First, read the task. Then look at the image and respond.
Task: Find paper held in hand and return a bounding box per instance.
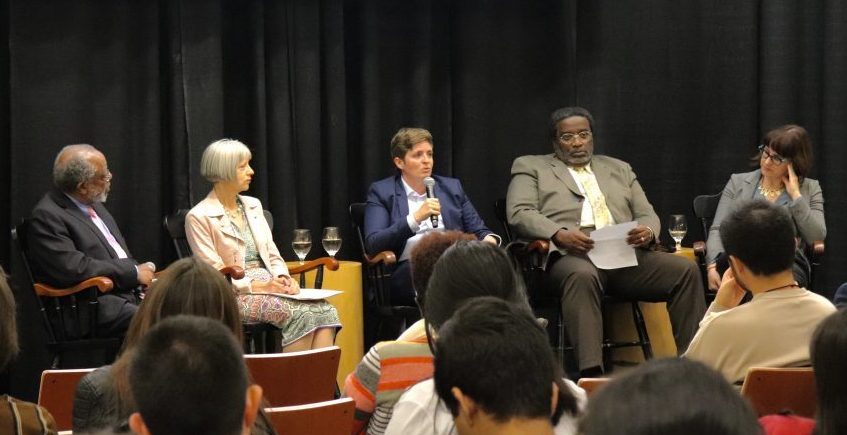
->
[252,288,343,300]
[586,221,639,270]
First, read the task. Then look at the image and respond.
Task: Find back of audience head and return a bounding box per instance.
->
[123,256,243,350]
[579,358,760,435]
[128,315,261,435]
[420,240,526,331]
[113,256,243,409]
[433,297,557,434]
[0,267,20,371]
[719,200,795,277]
[410,231,476,298]
[811,308,847,435]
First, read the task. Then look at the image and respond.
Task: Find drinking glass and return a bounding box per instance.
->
[292,229,311,264]
[668,214,687,251]
[322,227,342,258]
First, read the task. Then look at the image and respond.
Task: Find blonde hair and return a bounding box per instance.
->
[200,139,252,182]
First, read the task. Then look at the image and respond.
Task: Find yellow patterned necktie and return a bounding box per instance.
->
[574,166,613,229]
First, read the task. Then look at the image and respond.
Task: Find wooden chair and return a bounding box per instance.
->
[348,203,419,345]
[576,377,610,397]
[494,199,652,373]
[692,192,825,295]
[244,346,341,407]
[11,220,122,368]
[38,368,95,431]
[740,367,816,418]
[163,209,338,353]
[265,398,355,435]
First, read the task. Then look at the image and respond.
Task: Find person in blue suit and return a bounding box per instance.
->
[364,128,499,312]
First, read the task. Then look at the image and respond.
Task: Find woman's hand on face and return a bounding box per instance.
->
[783,163,802,200]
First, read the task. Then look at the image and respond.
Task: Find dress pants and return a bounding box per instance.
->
[547,248,705,370]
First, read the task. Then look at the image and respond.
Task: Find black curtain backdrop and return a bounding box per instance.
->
[1,0,845,399]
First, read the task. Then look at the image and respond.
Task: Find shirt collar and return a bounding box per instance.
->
[401,177,426,198]
[65,193,94,214]
[567,162,594,174]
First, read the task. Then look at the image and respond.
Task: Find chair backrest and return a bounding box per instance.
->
[265,398,355,435]
[163,209,192,259]
[12,219,112,346]
[740,367,816,418]
[692,192,722,241]
[493,198,514,243]
[244,346,341,407]
[348,203,368,258]
[576,377,610,397]
[38,368,96,431]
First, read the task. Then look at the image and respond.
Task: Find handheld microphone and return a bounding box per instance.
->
[423,176,438,228]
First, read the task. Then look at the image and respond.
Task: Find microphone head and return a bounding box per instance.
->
[423,177,435,188]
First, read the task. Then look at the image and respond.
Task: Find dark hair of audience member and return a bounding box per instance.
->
[434,297,558,424]
[0,267,20,371]
[422,241,579,419]
[112,256,244,408]
[130,315,248,435]
[719,200,796,276]
[810,309,847,435]
[409,231,476,297]
[579,358,760,435]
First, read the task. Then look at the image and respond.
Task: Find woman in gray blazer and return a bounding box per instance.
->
[706,125,825,291]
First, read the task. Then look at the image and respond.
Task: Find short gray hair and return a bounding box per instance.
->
[53,144,99,193]
[200,139,252,183]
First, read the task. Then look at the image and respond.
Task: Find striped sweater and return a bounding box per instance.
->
[344,320,433,435]
[1,395,57,435]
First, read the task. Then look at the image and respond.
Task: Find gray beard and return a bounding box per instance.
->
[95,191,109,203]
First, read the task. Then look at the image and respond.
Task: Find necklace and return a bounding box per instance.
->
[763,282,799,293]
[225,202,244,220]
[758,183,784,198]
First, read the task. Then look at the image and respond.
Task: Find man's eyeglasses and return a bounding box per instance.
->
[758,145,787,166]
[558,130,593,144]
[96,171,113,183]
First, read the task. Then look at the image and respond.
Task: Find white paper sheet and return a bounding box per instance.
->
[250,288,343,300]
[586,221,639,270]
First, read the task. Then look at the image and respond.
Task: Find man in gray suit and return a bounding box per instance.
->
[506,106,705,376]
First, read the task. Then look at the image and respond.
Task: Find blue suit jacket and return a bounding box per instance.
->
[364,174,493,258]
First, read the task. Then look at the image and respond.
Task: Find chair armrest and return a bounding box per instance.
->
[364,251,397,267]
[810,240,824,260]
[33,277,114,298]
[289,257,340,275]
[526,240,550,255]
[220,265,246,280]
[693,241,706,259]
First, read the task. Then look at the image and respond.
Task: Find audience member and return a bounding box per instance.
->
[127,315,262,435]
[384,243,584,435]
[344,231,475,434]
[832,283,847,308]
[431,297,576,435]
[580,358,760,435]
[0,267,59,434]
[684,201,835,383]
[506,106,704,376]
[72,257,272,435]
[760,308,847,435]
[705,124,824,291]
[186,138,339,352]
[363,127,499,337]
[28,144,155,338]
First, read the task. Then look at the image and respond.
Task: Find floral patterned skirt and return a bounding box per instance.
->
[240,267,341,347]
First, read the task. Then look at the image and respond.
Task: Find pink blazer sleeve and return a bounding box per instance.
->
[184,211,254,293]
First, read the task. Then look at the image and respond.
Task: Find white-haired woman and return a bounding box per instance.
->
[185,139,340,352]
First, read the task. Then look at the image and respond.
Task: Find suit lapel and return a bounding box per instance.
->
[741,170,761,199]
[393,175,410,223]
[51,191,119,259]
[200,192,244,242]
[549,156,582,196]
[92,203,131,256]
